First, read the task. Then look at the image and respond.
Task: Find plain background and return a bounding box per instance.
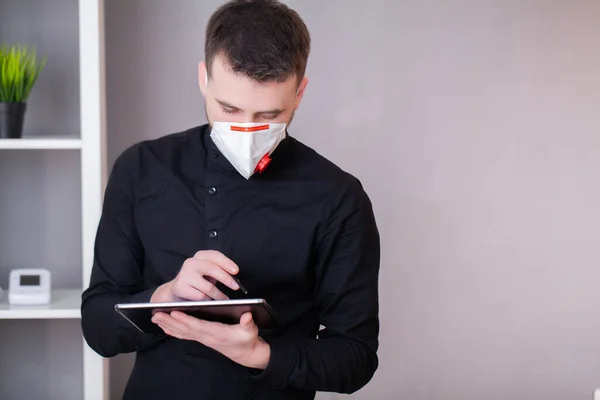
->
[103,0,600,399]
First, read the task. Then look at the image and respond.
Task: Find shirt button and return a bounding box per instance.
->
[209,230,218,238]
[208,187,217,195]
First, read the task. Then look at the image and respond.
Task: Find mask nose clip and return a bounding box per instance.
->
[210,121,286,179]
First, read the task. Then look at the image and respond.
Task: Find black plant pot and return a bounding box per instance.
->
[0,102,27,139]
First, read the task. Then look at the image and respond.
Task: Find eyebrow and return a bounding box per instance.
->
[216,99,285,115]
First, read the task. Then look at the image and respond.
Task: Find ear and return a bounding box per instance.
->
[294,76,309,110]
[198,61,208,97]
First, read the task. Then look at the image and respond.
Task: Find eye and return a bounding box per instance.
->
[222,107,237,114]
[260,113,280,120]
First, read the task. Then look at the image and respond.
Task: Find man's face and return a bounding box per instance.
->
[199,54,308,127]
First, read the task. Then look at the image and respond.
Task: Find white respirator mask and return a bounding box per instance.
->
[205,75,287,179]
[210,121,286,179]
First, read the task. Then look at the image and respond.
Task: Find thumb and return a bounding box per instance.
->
[240,312,254,328]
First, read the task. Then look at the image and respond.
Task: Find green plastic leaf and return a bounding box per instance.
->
[0,44,46,102]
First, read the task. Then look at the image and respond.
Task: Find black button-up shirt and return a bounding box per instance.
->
[81,124,381,400]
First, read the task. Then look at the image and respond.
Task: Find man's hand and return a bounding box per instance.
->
[151,250,240,302]
[151,311,271,370]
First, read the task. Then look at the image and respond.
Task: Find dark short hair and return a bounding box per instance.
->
[205,0,311,85]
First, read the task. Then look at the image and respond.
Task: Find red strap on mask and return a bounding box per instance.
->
[255,153,272,174]
[230,124,270,132]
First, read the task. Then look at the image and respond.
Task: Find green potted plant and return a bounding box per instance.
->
[0,44,46,139]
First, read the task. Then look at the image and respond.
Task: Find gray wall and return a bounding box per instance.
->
[104,1,600,399]
[0,320,83,400]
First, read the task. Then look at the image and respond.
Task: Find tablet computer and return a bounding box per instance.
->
[114,298,279,335]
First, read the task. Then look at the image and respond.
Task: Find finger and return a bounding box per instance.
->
[169,311,222,345]
[240,312,254,328]
[151,312,170,327]
[190,273,230,301]
[152,311,168,320]
[172,282,212,301]
[160,325,183,339]
[153,314,191,338]
[170,311,224,340]
[195,250,239,275]
[186,258,240,292]
[195,260,240,292]
[206,276,217,285]
[159,322,188,340]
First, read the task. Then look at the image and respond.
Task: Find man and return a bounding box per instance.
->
[81,1,380,399]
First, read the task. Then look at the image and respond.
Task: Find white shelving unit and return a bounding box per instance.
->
[0,289,82,319]
[0,0,108,399]
[0,138,82,150]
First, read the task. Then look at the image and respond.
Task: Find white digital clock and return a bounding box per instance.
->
[9,269,51,305]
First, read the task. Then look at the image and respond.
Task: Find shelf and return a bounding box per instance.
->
[0,289,82,319]
[0,138,82,150]
[0,0,106,398]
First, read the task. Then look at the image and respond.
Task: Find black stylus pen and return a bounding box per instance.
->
[232,276,249,295]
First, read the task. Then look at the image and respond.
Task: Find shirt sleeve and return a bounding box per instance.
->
[81,146,166,358]
[251,176,381,394]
